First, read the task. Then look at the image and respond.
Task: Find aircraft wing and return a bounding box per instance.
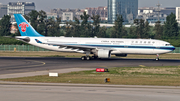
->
[51,43,97,51]
[46,43,114,51]
[37,40,115,51]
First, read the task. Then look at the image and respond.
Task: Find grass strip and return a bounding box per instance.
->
[1,66,180,86]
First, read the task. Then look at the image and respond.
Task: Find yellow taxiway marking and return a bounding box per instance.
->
[0,60,46,76]
[139,65,146,67]
[6,60,46,68]
[21,60,46,68]
[0,60,46,70]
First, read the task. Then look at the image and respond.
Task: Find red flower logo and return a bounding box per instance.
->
[19,22,29,32]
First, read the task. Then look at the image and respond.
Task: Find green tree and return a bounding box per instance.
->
[98,27,107,38]
[80,12,92,37]
[0,15,11,36]
[37,10,47,35]
[91,15,101,37]
[37,10,61,36]
[55,17,62,36]
[128,26,137,38]
[65,21,72,37]
[134,19,150,38]
[70,17,81,37]
[24,15,30,22]
[106,27,113,38]
[143,21,150,38]
[121,27,128,38]
[28,10,39,30]
[46,18,61,36]
[154,21,163,39]
[112,15,124,38]
[164,13,179,38]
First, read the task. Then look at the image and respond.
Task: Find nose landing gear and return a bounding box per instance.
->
[156,54,159,61]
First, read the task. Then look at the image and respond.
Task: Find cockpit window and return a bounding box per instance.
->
[166,44,172,46]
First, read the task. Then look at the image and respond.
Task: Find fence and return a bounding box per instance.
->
[0,45,179,53]
[0,45,50,51]
[171,47,180,53]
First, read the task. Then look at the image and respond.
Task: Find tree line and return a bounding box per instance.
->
[0,10,180,46]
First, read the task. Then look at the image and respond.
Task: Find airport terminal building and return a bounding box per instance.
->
[108,0,138,24]
[176,7,180,24]
[7,2,35,22]
[0,3,7,19]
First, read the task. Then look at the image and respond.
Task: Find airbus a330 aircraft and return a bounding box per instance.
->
[14,14,175,60]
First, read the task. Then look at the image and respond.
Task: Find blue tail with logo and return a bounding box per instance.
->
[14,14,44,37]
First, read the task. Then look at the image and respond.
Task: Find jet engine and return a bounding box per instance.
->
[98,50,111,58]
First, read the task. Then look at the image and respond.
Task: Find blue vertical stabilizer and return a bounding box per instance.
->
[14,14,44,37]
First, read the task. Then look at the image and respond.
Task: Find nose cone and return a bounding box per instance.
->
[171,46,175,51]
[173,46,175,50]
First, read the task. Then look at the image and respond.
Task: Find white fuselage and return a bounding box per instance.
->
[26,37,175,55]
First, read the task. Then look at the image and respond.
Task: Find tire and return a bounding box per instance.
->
[156,58,159,61]
[81,56,86,60]
[86,56,90,60]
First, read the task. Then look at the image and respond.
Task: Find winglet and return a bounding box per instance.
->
[14,14,44,37]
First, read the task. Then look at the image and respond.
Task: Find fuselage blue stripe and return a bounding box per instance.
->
[57,44,175,51]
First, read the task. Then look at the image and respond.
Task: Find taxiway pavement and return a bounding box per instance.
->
[0,82,180,101]
[0,57,180,75]
[0,57,180,101]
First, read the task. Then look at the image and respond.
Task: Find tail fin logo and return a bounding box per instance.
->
[19,22,29,32]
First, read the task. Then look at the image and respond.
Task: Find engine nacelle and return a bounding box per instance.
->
[115,54,128,57]
[98,50,111,58]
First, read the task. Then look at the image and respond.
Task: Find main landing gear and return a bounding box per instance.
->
[81,56,91,60]
[81,51,98,60]
[81,51,91,60]
[156,54,160,61]
[81,55,98,60]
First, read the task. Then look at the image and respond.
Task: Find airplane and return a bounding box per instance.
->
[14,14,175,61]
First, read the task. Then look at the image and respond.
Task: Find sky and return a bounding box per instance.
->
[0,0,180,12]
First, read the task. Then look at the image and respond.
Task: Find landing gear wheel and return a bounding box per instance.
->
[86,56,91,60]
[81,56,86,60]
[156,58,159,61]
[156,54,160,61]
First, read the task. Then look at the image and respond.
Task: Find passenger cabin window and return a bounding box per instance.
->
[148,41,151,44]
[140,41,142,43]
[144,41,146,43]
[152,42,155,44]
[136,41,138,43]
